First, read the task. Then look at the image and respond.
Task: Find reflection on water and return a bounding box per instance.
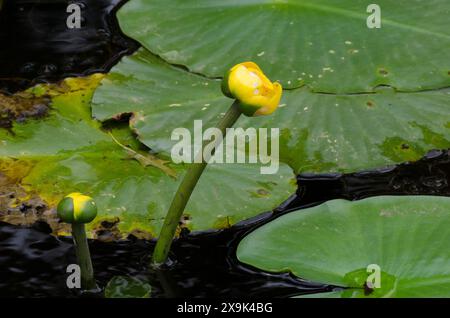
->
[0,0,138,93]
[0,220,331,298]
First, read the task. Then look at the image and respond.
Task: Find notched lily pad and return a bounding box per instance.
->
[93,48,450,174]
[237,196,450,297]
[117,0,450,92]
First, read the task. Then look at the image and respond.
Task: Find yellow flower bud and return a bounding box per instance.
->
[57,192,98,224]
[222,62,282,117]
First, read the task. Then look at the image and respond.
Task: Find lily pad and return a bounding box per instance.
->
[92,49,450,174]
[104,276,152,298]
[117,0,450,92]
[237,196,450,297]
[0,76,296,237]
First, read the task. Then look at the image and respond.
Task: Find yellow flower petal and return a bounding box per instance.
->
[222,62,282,117]
[254,82,282,116]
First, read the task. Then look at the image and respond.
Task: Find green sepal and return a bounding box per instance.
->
[57,196,98,224]
[238,102,259,117]
[57,197,75,223]
[75,199,98,224]
[221,69,233,98]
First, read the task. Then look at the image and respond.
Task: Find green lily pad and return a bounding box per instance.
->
[117,0,450,92]
[104,276,152,298]
[0,76,295,237]
[237,196,450,297]
[92,49,450,174]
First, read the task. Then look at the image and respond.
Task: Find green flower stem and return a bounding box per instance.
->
[153,100,242,265]
[72,223,97,290]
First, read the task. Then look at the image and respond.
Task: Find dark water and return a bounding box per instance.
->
[283,149,450,210]
[0,0,138,94]
[1,150,449,298]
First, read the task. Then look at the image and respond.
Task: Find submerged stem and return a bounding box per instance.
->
[152,100,242,265]
[72,223,97,290]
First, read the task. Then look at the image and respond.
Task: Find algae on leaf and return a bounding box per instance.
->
[92,49,450,174]
[0,76,295,237]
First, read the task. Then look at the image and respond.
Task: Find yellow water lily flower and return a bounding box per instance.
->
[222,62,282,117]
[57,192,98,224]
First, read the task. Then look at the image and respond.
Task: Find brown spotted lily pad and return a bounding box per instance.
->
[0,75,295,238]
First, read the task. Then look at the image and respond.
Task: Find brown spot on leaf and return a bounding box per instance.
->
[128,229,155,241]
[100,219,118,229]
[92,217,121,242]
[0,91,50,128]
[248,188,271,198]
[0,159,68,234]
[378,68,389,76]
[179,214,191,227]
[366,101,374,107]
[364,281,375,296]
